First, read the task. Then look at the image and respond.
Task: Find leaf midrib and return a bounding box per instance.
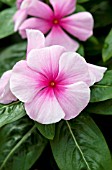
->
[93,84,112,88]
[66,121,91,170]
[0,124,36,170]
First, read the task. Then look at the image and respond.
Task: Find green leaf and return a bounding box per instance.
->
[102,29,112,62]
[0,0,16,6]
[77,0,90,3]
[90,70,112,102]
[75,4,86,13]
[84,36,102,56]
[0,42,26,76]
[87,99,112,115]
[76,44,85,56]
[0,101,26,128]
[51,114,112,170]
[36,123,55,140]
[90,1,112,28]
[0,8,16,39]
[0,117,47,170]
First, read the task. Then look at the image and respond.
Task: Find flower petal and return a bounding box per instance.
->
[61,12,94,41]
[26,29,45,54]
[57,52,90,85]
[16,0,23,9]
[55,82,90,120]
[50,0,76,17]
[10,60,46,103]
[20,0,31,9]
[25,88,65,124]
[19,18,51,38]
[28,0,53,19]
[87,63,107,86]
[27,45,66,79]
[13,9,27,31]
[45,26,79,51]
[0,70,17,104]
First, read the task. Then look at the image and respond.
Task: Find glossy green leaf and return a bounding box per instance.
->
[84,36,102,56]
[0,101,26,128]
[77,0,90,3]
[87,99,112,115]
[75,4,86,13]
[102,29,112,62]
[0,8,16,39]
[36,123,55,140]
[0,42,26,76]
[0,0,16,6]
[51,114,112,170]
[90,70,112,102]
[0,117,47,170]
[77,44,85,56]
[88,1,112,28]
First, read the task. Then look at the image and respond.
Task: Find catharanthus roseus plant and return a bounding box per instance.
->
[9,30,106,124]
[14,0,94,51]
[0,0,112,169]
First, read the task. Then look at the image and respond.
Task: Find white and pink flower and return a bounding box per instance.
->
[8,30,106,124]
[14,0,32,32]
[0,70,17,104]
[14,0,94,51]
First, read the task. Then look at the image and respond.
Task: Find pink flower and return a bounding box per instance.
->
[0,70,17,104]
[14,0,94,51]
[10,30,106,124]
[14,0,43,32]
[14,0,32,31]
[16,0,23,9]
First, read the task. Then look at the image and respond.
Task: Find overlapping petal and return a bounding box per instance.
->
[25,88,65,124]
[45,26,79,51]
[10,60,47,103]
[50,0,76,17]
[19,18,51,38]
[14,0,32,31]
[20,0,31,9]
[61,12,94,41]
[17,0,23,8]
[0,70,17,104]
[56,52,90,85]
[28,0,53,19]
[87,63,107,86]
[13,9,27,31]
[55,82,90,120]
[26,29,45,54]
[27,46,66,79]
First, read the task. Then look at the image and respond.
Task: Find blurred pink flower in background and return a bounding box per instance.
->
[9,30,106,124]
[14,0,31,32]
[14,0,94,51]
[0,70,17,104]
[16,0,23,8]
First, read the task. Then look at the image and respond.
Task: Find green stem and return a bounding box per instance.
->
[66,121,91,170]
[0,124,36,170]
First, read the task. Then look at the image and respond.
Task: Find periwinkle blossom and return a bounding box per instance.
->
[9,30,106,124]
[0,70,17,104]
[14,0,32,31]
[14,0,94,51]
[14,0,43,32]
[16,0,23,8]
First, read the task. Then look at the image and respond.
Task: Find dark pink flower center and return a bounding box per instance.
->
[53,18,60,25]
[49,81,56,87]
